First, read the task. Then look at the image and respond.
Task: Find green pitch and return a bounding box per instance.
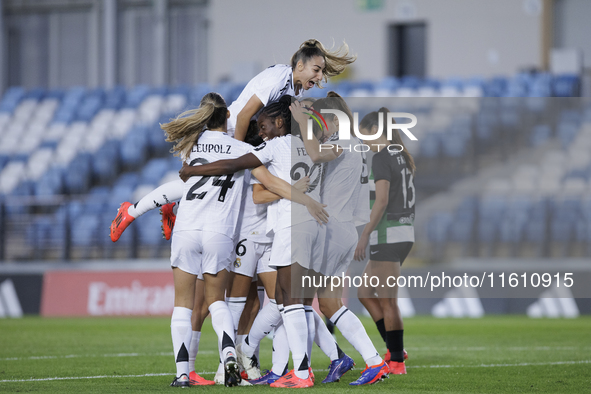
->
[0,316,589,393]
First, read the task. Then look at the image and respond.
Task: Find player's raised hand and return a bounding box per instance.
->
[289,100,311,127]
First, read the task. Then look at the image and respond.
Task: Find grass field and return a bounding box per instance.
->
[1,316,590,393]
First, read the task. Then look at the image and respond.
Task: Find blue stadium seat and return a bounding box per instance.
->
[92,140,121,184]
[140,158,170,185]
[484,76,508,97]
[450,196,477,243]
[0,87,25,113]
[64,153,92,194]
[120,126,149,169]
[557,121,579,148]
[71,213,100,246]
[419,133,440,158]
[189,83,214,107]
[477,195,507,243]
[34,167,64,196]
[136,211,166,247]
[427,212,453,243]
[104,86,126,109]
[83,186,111,214]
[380,76,400,91]
[552,74,580,97]
[550,198,580,242]
[441,132,468,158]
[124,85,151,108]
[530,124,551,147]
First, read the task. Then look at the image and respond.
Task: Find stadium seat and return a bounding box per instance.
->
[530,124,551,147]
[427,212,453,243]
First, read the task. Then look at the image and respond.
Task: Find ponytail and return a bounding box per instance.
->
[162,92,227,160]
[360,108,416,175]
[291,39,357,88]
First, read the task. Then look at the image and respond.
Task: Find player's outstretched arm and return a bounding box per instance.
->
[252,175,309,204]
[251,165,328,224]
[234,95,264,142]
[179,153,262,181]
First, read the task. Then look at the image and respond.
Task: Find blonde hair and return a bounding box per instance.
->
[161,92,227,160]
[291,39,357,88]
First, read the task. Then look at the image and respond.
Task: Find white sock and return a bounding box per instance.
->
[171,307,192,377]
[236,334,246,349]
[227,296,247,336]
[209,300,236,362]
[272,320,289,376]
[242,299,280,358]
[128,179,184,218]
[304,306,315,366]
[188,331,201,372]
[312,309,339,361]
[257,286,265,309]
[282,304,309,379]
[330,306,381,366]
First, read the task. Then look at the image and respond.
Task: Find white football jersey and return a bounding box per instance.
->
[322,134,370,226]
[238,170,273,243]
[174,130,252,237]
[227,64,302,137]
[251,134,323,232]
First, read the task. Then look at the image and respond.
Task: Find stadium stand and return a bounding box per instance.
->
[0,73,587,260]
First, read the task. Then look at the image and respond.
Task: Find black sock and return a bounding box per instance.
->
[375,319,387,344]
[386,330,404,362]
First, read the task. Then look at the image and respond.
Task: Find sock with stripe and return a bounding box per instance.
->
[242,299,280,358]
[282,304,309,379]
[209,300,237,362]
[271,320,290,376]
[304,306,316,367]
[331,306,382,366]
[128,179,184,218]
[227,296,247,336]
[171,307,192,378]
[188,331,201,372]
[257,286,265,309]
[386,330,405,362]
[311,309,339,361]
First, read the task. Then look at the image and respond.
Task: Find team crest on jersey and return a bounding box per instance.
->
[234,258,241,268]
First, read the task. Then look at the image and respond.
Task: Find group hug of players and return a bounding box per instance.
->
[109,39,416,388]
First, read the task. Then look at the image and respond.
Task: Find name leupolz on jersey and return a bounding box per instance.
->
[192,143,233,154]
[185,143,237,203]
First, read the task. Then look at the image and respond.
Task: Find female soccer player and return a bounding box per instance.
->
[110,39,355,242]
[354,108,416,375]
[164,92,325,387]
[232,98,352,386]
[290,95,390,385]
[178,96,332,388]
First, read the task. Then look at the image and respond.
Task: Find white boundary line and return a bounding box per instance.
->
[1,360,589,383]
[0,350,215,362]
[2,346,586,362]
